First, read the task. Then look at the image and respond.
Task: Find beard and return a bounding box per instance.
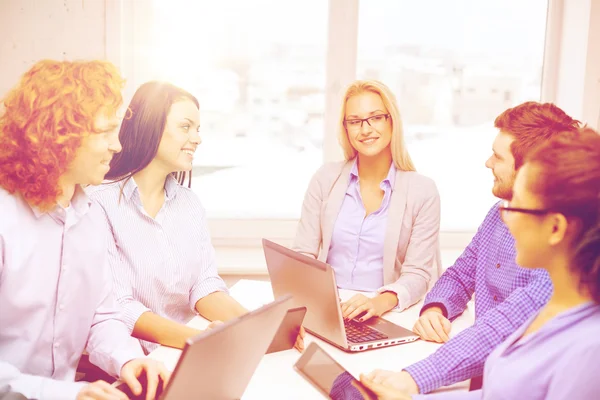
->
[492,178,514,200]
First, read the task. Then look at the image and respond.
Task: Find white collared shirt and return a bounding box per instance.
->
[0,186,144,400]
[89,176,228,353]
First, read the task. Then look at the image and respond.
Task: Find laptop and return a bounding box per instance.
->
[118,294,293,400]
[263,239,419,352]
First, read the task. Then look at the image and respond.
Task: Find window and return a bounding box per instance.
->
[149,0,328,218]
[135,0,550,235]
[356,0,549,230]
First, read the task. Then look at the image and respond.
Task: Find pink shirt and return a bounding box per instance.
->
[326,161,395,292]
[0,187,144,400]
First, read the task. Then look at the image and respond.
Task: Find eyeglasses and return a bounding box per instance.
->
[498,200,552,221]
[343,114,390,131]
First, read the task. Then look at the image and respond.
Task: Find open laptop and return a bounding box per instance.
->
[263,239,418,352]
[118,294,293,400]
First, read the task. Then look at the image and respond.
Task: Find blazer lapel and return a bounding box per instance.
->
[319,161,353,262]
[382,170,409,284]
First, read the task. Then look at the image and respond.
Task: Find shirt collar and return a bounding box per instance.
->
[30,185,91,222]
[349,159,397,189]
[122,175,180,202]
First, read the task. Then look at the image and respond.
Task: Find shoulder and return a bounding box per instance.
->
[87,182,122,208]
[311,161,348,182]
[399,171,439,203]
[0,187,20,233]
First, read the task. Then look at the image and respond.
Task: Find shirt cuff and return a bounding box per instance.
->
[378,285,411,311]
[189,279,229,312]
[122,301,152,332]
[10,376,86,400]
[404,355,444,394]
[420,302,449,318]
[112,337,146,378]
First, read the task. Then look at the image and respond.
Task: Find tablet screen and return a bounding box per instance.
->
[296,343,375,400]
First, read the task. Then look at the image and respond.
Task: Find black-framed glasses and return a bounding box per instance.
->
[343,114,390,131]
[498,200,552,220]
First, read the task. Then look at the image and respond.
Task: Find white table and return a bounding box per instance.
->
[148,280,475,399]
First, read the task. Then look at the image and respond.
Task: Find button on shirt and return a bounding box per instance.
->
[89,176,228,353]
[0,187,144,400]
[326,162,395,292]
[405,202,553,393]
[415,302,600,400]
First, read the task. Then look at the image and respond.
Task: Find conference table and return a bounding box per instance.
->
[147,280,475,399]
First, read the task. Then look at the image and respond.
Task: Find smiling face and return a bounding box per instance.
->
[344,91,393,160]
[63,112,122,186]
[485,130,517,200]
[154,98,201,174]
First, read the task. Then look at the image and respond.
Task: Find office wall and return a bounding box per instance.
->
[0,0,108,96]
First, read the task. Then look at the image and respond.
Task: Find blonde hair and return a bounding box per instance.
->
[338,80,415,171]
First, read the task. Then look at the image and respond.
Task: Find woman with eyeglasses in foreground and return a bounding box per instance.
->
[357,129,600,399]
[293,80,441,320]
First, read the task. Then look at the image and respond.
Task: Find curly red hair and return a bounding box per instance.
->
[0,59,125,210]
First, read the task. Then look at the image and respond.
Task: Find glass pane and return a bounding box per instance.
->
[150,0,327,218]
[357,0,548,230]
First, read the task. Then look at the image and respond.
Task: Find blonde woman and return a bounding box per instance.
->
[293,80,441,321]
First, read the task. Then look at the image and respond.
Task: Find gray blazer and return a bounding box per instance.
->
[292,160,442,310]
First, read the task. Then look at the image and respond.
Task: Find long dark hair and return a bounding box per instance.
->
[526,128,600,303]
[106,81,199,187]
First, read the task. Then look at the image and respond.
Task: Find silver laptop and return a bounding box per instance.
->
[263,239,418,352]
[120,295,292,400]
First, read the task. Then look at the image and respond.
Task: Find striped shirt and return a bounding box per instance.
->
[89,176,228,353]
[404,202,553,393]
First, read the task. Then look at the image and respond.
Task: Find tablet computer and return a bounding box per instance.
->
[294,342,376,399]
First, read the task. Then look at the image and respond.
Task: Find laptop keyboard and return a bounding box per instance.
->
[344,319,388,343]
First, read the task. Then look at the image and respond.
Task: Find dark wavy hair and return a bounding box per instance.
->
[106,81,199,187]
[525,128,600,303]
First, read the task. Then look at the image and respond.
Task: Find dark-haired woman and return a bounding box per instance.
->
[89,82,280,353]
[358,129,600,399]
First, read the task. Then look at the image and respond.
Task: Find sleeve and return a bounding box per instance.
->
[1,361,85,400]
[188,202,228,311]
[418,205,501,320]
[379,179,441,311]
[404,268,552,394]
[412,389,482,400]
[96,203,151,332]
[546,342,600,400]
[85,256,145,378]
[291,166,327,259]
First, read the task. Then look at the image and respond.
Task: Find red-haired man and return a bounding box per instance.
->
[0,60,169,400]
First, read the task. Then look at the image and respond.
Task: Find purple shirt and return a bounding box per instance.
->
[416,302,600,400]
[404,202,553,393]
[89,176,228,353]
[326,161,395,292]
[0,187,144,400]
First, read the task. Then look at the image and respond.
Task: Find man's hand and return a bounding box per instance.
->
[77,380,128,400]
[120,358,171,400]
[341,292,397,322]
[362,370,419,395]
[294,325,306,352]
[356,374,413,400]
[413,306,451,343]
